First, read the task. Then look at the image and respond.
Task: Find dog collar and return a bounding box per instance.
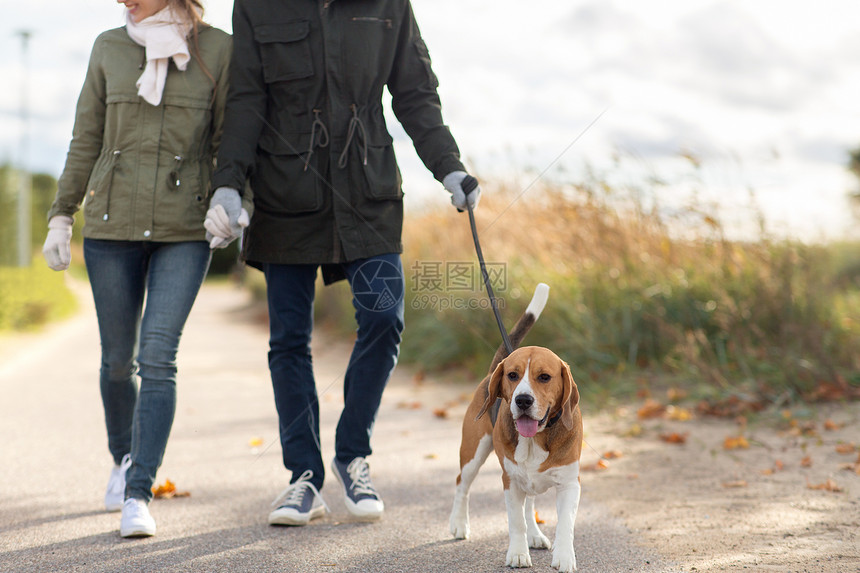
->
[544,407,563,429]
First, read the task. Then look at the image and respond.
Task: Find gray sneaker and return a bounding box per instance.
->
[268,470,327,526]
[331,457,384,519]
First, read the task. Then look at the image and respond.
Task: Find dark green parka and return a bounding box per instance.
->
[212,0,466,277]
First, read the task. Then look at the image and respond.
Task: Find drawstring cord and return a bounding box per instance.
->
[337,104,368,169]
[303,109,330,171]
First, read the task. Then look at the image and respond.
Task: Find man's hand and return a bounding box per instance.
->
[204,187,250,249]
[443,171,481,211]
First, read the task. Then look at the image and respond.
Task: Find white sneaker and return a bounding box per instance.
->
[105,454,132,512]
[120,498,156,538]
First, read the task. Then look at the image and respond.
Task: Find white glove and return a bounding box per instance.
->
[42,215,74,271]
[204,187,250,249]
[443,171,481,211]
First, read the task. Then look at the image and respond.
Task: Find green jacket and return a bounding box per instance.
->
[212,0,466,275]
[49,25,250,242]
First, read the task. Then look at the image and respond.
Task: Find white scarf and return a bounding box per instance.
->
[125,6,192,106]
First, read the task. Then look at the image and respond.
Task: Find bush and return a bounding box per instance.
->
[0,265,77,330]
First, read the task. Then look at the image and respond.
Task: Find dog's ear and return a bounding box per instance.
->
[560,360,579,430]
[476,359,506,420]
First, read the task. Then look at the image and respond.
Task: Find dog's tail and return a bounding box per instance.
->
[486,282,550,374]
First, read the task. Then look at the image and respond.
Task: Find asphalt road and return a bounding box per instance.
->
[0,280,677,573]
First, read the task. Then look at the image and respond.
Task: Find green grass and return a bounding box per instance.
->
[0,265,77,331]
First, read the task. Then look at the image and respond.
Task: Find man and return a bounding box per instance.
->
[205,0,481,525]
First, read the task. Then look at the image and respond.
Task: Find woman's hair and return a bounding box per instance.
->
[170,0,205,43]
[169,0,216,96]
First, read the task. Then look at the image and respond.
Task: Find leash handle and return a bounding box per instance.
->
[456,175,479,214]
[461,174,479,196]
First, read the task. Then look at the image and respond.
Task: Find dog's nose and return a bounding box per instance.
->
[514,394,534,411]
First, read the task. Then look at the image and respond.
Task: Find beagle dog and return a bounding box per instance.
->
[450,284,582,572]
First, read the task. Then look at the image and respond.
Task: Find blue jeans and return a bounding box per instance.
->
[84,239,211,502]
[263,254,405,490]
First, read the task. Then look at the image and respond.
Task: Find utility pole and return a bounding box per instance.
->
[16,30,32,267]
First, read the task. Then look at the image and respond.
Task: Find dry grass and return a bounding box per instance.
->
[388,177,860,404]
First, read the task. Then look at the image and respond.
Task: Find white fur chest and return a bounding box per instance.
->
[503,438,555,496]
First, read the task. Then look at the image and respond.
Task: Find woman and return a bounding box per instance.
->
[42,0,248,537]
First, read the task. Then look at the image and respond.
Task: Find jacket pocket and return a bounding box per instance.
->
[254,21,314,83]
[255,132,324,215]
[83,149,122,223]
[412,38,439,89]
[342,15,393,82]
[156,153,207,234]
[362,143,403,201]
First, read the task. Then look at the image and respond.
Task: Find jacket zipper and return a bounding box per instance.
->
[102,149,121,221]
[351,17,393,29]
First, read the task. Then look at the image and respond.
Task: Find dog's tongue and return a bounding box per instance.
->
[516,417,539,437]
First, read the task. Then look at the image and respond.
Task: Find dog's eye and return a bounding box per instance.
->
[507,372,519,381]
[537,373,552,383]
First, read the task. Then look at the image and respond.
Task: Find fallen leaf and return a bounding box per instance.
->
[152,479,190,499]
[799,422,819,437]
[637,399,665,419]
[424,453,438,460]
[800,456,813,468]
[806,478,843,493]
[722,480,747,488]
[665,405,693,421]
[667,388,688,402]
[824,419,844,431]
[839,462,860,475]
[660,432,688,444]
[835,443,856,455]
[582,459,610,472]
[723,436,749,450]
[248,437,264,448]
[397,401,423,410]
[602,450,623,459]
[809,380,858,401]
[433,408,449,419]
[696,396,766,418]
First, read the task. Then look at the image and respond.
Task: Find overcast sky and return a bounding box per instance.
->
[2,0,859,240]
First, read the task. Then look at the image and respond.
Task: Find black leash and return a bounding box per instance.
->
[460,175,510,426]
[461,175,513,355]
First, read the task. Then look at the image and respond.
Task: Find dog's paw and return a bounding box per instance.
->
[552,547,577,572]
[528,530,551,550]
[449,520,470,540]
[506,549,532,568]
[449,505,470,539]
